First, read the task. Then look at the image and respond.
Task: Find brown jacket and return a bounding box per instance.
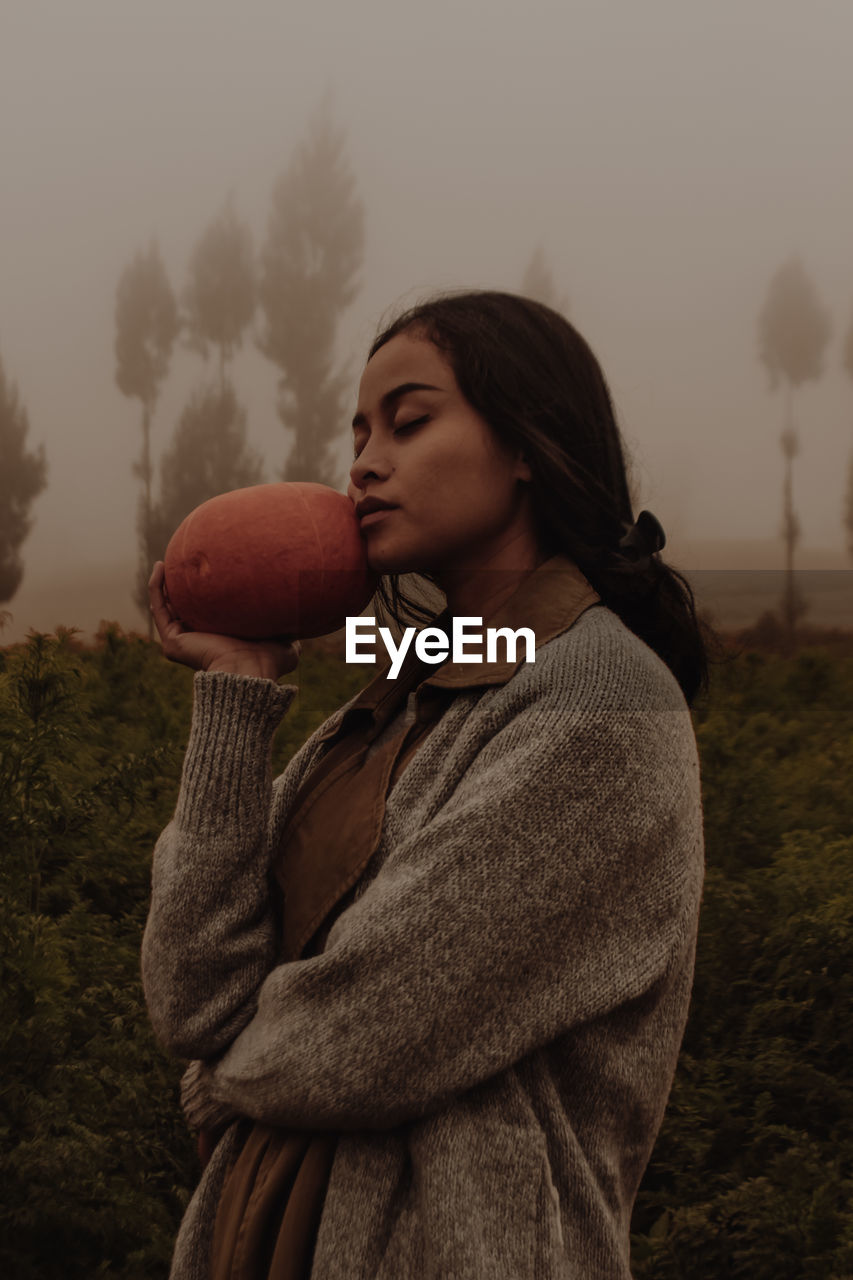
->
[142,552,705,1279]
[207,557,602,1278]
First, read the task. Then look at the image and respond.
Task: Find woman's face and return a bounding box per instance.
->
[347,332,537,577]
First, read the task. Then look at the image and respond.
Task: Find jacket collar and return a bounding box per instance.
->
[315,553,601,744]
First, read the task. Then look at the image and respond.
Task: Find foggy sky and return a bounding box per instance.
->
[3,0,853,642]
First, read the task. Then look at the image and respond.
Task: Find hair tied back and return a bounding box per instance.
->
[617,510,666,569]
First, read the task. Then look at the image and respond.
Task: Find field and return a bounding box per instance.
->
[3,550,851,647]
[1,623,852,1278]
[689,569,853,631]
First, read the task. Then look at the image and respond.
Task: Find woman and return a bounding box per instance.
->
[142,290,711,1279]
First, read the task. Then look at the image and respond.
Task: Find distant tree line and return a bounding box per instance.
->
[113,94,365,633]
[112,110,580,637]
[1,91,568,627]
[0,355,47,609]
[757,256,831,654]
[8,112,853,636]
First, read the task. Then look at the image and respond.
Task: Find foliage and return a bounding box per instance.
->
[114,241,180,410]
[257,94,365,485]
[843,302,853,384]
[756,255,831,649]
[0,353,48,604]
[147,380,265,563]
[1,628,851,1276]
[631,642,853,1279]
[0,627,193,1276]
[0,627,366,1277]
[113,240,180,624]
[757,255,832,391]
[844,306,853,562]
[182,195,255,378]
[846,452,853,564]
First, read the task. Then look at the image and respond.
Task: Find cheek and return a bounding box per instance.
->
[403,429,502,506]
[405,449,451,494]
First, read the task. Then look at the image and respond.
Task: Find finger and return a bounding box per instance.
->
[270,638,302,663]
[149,564,182,641]
[275,639,302,672]
[149,561,177,618]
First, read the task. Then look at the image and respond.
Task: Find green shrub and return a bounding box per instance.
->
[631,645,853,1279]
[2,627,852,1276]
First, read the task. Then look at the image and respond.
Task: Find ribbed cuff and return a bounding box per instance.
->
[181,1060,238,1132]
[173,671,298,834]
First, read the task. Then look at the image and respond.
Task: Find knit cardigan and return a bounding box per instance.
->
[141,602,705,1279]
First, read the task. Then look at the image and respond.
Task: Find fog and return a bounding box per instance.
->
[2,0,853,643]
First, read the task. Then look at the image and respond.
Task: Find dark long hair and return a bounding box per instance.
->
[365,289,724,708]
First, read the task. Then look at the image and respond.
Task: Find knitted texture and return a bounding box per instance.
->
[141,606,705,1279]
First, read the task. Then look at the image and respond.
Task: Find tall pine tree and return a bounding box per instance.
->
[182,194,256,387]
[757,255,832,651]
[842,302,853,564]
[258,96,365,485]
[114,240,179,631]
[0,352,47,604]
[148,381,265,564]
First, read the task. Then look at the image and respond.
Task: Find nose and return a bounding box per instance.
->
[349,440,392,494]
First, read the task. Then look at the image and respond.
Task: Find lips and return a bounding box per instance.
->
[356,497,398,520]
[359,506,397,528]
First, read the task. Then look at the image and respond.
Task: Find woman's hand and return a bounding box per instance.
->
[148,561,301,681]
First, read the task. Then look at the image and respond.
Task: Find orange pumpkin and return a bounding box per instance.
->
[163,482,379,639]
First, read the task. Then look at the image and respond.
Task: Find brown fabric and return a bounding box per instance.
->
[207,556,602,1279]
[273,683,450,961]
[208,686,446,1280]
[272,553,601,972]
[207,718,436,1280]
[271,672,450,967]
[210,1123,337,1280]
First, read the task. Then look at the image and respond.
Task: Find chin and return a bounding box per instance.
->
[364,543,400,573]
[365,543,426,578]
[368,556,413,578]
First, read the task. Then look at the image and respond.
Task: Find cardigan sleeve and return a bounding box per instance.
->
[140,669,346,1059]
[176,669,706,1134]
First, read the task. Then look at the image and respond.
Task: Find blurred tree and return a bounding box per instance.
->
[148,380,265,565]
[840,455,845,565]
[182,193,256,387]
[0,352,47,604]
[842,303,853,563]
[114,240,179,633]
[756,256,832,654]
[521,245,569,314]
[843,302,853,382]
[258,94,365,485]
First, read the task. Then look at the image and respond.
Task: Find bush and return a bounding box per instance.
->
[631,645,853,1279]
[2,626,852,1276]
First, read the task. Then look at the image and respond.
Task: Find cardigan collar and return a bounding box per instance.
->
[315,553,602,746]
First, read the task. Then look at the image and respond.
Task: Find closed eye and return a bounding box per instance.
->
[353,415,429,460]
[394,414,429,436]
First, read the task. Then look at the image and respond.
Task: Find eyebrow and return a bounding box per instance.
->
[352,382,443,431]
